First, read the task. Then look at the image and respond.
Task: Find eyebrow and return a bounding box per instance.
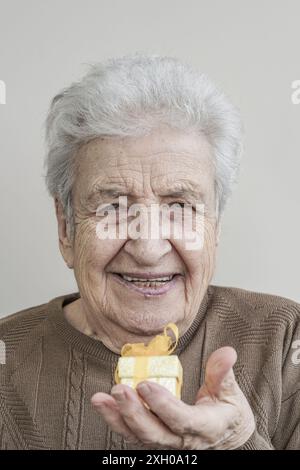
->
[86,186,129,201]
[86,183,203,202]
[158,188,203,200]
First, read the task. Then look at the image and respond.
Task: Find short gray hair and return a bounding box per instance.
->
[44,53,243,238]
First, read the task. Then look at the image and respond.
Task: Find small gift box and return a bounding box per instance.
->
[114,323,183,401]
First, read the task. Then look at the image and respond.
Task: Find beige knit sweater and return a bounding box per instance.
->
[0,284,300,450]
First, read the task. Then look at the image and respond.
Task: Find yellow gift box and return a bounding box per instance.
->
[114,323,183,399]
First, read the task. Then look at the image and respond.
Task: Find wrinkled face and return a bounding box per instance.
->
[63,127,219,345]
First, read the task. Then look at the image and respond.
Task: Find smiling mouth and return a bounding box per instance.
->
[111,272,182,295]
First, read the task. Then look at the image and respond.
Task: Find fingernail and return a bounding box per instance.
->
[137,382,151,394]
[93,400,108,408]
[112,390,125,400]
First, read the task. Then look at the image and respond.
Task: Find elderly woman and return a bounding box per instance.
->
[0,54,299,451]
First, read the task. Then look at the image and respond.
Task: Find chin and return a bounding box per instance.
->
[121,311,181,335]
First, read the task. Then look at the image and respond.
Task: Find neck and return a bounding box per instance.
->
[63,289,210,355]
[63,299,162,354]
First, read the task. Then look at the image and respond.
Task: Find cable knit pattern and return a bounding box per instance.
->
[63,347,86,450]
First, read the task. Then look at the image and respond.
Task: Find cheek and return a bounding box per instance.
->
[171,221,217,278]
[73,221,124,277]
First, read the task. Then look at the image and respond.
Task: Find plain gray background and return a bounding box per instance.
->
[0,0,299,317]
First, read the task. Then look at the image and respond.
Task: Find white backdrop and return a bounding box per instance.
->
[0,0,299,316]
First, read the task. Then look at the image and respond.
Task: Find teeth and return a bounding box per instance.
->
[121,275,173,282]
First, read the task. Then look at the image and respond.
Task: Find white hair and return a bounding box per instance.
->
[44,53,243,238]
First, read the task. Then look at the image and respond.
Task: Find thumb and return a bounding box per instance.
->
[202,346,238,399]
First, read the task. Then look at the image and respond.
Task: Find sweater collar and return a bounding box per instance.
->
[48,288,211,363]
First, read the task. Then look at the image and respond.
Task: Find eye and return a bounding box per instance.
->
[109,203,120,210]
[169,201,185,208]
[102,202,120,211]
[95,202,120,217]
[169,201,197,210]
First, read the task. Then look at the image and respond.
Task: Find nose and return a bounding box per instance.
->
[123,238,172,266]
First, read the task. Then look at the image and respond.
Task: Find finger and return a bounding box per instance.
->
[135,381,210,436]
[91,392,140,444]
[111,384,183,449]
[136,381,239,445]
[203,346,238,399]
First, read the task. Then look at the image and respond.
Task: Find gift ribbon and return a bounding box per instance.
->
[114,323,182,398]
[119,322,179,357]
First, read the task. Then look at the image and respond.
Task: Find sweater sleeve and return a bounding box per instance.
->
[269,316,300,450]
[235,429,274,450]
[244,315,300,450]
[271,390,300,449]
[237,310,300,450]
[0,393,20,449]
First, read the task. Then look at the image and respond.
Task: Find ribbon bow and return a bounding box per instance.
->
[120,322,178,357]
[114,323,179,387]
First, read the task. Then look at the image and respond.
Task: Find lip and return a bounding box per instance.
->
[110,272,183,296]
[113,272,179,279]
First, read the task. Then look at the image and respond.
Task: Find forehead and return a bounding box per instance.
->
[74,128,215,195]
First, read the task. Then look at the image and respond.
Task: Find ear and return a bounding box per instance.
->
[54,198,74,269]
